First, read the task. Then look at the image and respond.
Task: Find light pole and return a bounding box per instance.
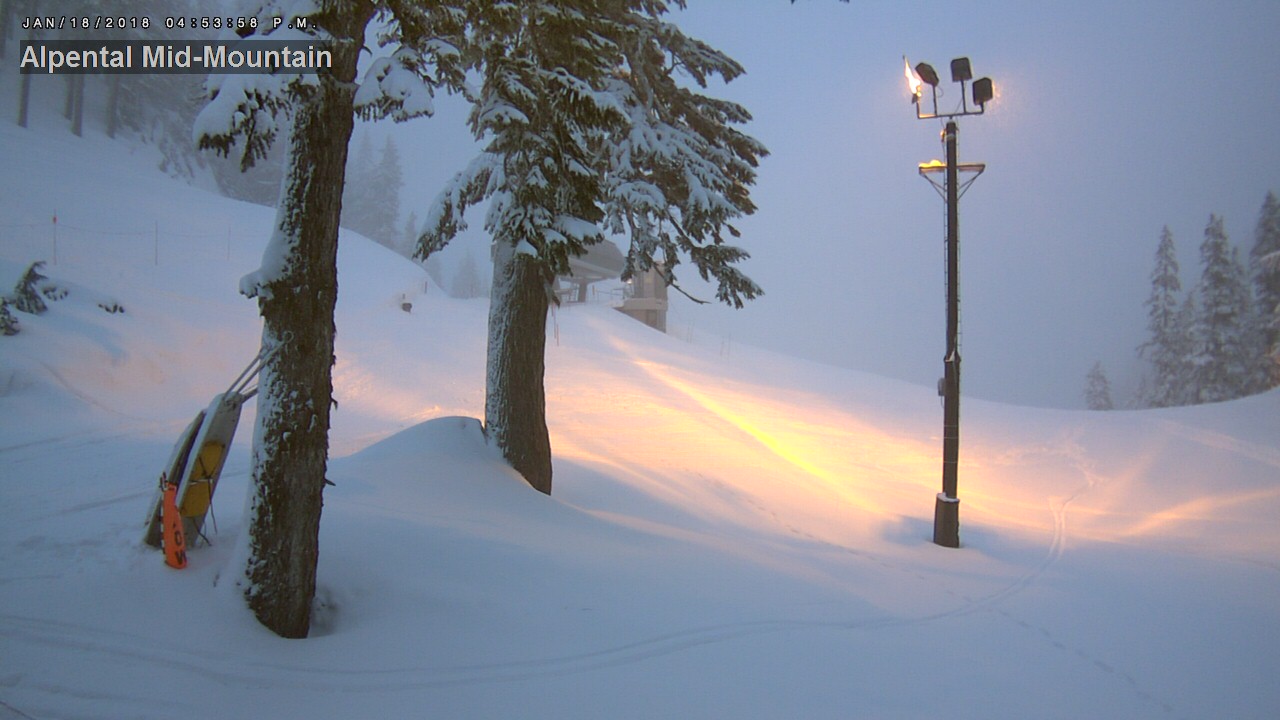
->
[905,56,993,548]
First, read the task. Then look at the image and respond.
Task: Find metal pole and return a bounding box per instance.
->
[934,120,961,548]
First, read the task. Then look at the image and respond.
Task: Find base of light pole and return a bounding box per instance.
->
[933,493,960,548]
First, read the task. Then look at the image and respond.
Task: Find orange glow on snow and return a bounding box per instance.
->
[341,305,1280,567]
[547,336,941,547]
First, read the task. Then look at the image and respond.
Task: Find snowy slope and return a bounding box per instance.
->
[2,120,1279,719]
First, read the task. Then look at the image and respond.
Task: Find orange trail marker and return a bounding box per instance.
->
[161,473,187,569]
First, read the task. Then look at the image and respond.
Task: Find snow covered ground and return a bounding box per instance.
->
[2,118,1279,720]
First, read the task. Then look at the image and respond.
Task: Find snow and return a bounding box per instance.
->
[3,118,1280,719]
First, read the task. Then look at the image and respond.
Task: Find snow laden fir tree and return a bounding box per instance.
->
[1138,226,1192,408]
[419,0,765,495]
[193,0,466,639]
[1191,214,1267,403]
[1250,191,1280,380]
[1135,201,1277,409]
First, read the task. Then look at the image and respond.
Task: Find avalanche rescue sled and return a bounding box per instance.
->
[142,348,271,554]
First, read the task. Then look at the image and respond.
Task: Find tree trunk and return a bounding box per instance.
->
[105,74,120,138]
[241,1,372,639]
[70,74,84,137]
[17,71,30,127]
[0,0,10,60]
[63,75,74,119]
[485,240,554,495]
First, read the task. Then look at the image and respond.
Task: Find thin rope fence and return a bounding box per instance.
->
[0,215,253,268]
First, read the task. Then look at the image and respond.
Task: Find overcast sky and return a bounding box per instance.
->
[387,0,1280,408]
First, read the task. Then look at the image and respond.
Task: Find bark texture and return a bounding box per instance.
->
[243,2,371,639]
[486,242,555,495]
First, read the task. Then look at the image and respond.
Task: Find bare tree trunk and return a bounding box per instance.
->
[105,74,120,138]
[241,0,372,639]
[17,71,30,127]
[0,0,10,59]
[70,74,84,136]
[63,75,74,119]
[485,240,554,495]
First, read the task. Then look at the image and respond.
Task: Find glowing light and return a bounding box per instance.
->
[546,332,946,550]
[904,56,923,101]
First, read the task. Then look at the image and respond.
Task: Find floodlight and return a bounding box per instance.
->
[972,77,994,107]
[950,57,972,83]
[904,56,924,100]
[914,62,939,87]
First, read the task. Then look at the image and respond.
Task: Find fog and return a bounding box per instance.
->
[376,0,1280,408]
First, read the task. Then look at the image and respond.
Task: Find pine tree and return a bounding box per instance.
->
[194,0,466,638]
[598,4,767,307]
[1084,361,1114,410]
[1137,226,1190,407]
[1174,290,1199,405]
[421,1,631,494]
[341,133,377,236]
[366,136,403,246]
[0,299,19,336]
[451,247,484,299]
[341,134,403,248]
[421,1,764,495]
[11,261,50,315]
[1190,214,1257,403]
[1249,191,1280,386]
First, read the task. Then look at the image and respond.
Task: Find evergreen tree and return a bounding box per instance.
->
[11,261,50,315]
[1174,289,1199,405]
[341,134,403,247]
[341,133,377,234]
[366,136,404,246]
[115,2,219,178]
[599,4,766,307]
[0,299,19,336]
[1190,215,1257,403]
[421,1,632,494]
[451,247,484,299]
[1249,191,1280,386]
[1137,226,1190,407]
[1084,361,1114,410]
[13,0,41,128]
[421,1,764,495]
[195,0,466,639]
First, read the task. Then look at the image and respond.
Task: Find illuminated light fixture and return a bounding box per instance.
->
[906,54,993,119]
[914,62,940,87]
[972,77,994,108]
[904,53,996,549]
[904,56,924,101]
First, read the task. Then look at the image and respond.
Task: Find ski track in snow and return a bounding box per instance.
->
[0,445,1181,720]
[0,397,1181,717]
[0,699,39,720]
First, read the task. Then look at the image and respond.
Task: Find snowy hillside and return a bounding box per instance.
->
[2,121,1279,719]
